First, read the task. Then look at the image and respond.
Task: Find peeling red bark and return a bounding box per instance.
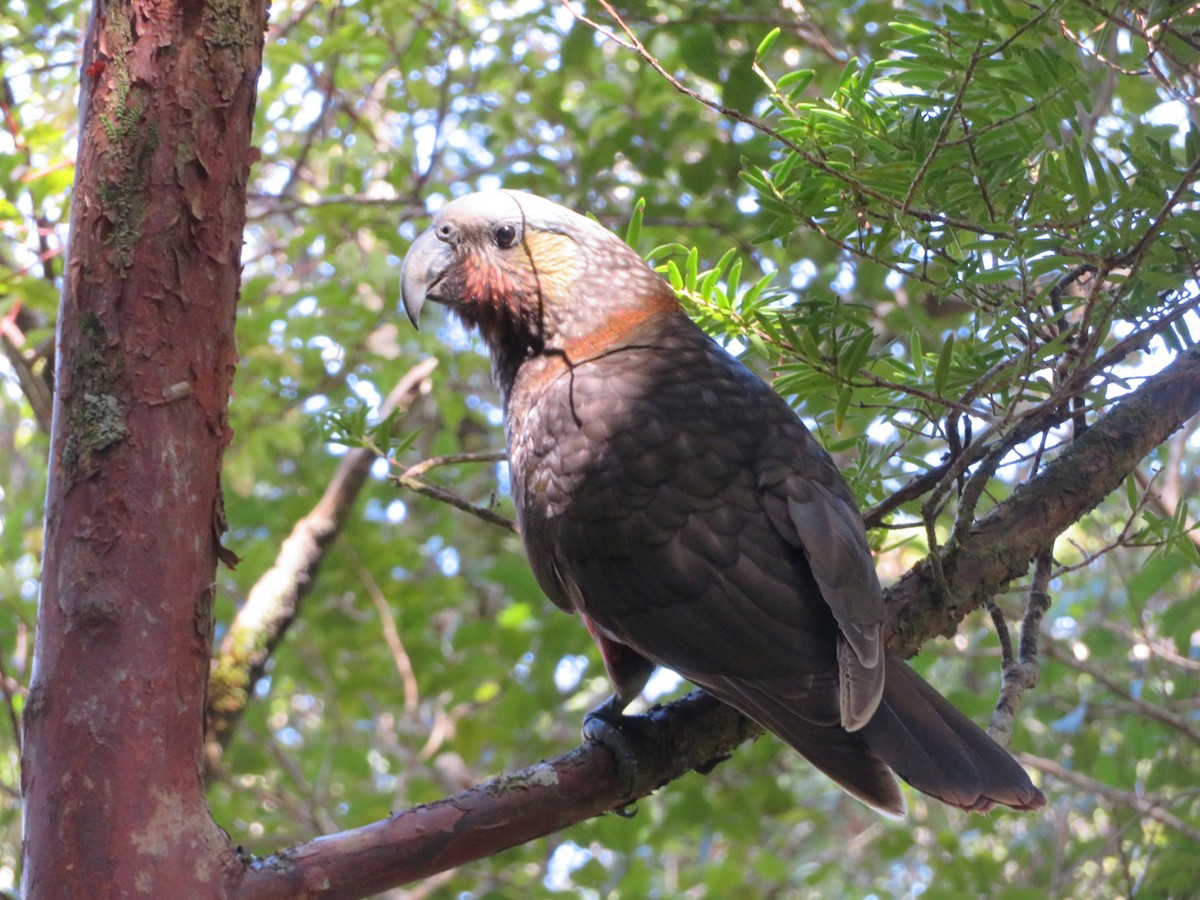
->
[21,0,268,895]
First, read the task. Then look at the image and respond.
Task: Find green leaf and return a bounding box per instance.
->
[834,384,852,431]
[910,329,924,379]
[890,20,935,37]
[756,27,781,61]
[1064,141,1091,207]
[934,333,955,394]
[624,196,645,249]
[837,329,874,379]
[970,265,1016,285]
[664,260,684,291]
[776,69,815,94]
[1185,124,1200,165]
[835,58,859,92]
[1128,549,1191,605]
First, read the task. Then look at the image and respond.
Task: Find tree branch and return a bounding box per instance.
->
[1040,641,1200,750]
[1,316,53,432]
[206,358,437,769]
[234,690,758,899]
[987,548,1051,747]
[393,451,518,534]
[885,349,1200,654]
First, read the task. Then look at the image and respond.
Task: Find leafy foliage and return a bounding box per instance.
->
[2,0,1199,896]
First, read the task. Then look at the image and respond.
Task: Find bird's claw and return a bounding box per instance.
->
[583,702,644,801]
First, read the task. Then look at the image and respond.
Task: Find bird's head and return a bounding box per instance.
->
[401,190,678,377]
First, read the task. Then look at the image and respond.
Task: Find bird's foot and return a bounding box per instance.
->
[583,696,648,803]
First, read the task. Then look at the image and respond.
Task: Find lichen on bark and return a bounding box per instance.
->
[61,312,127,476]
[96,3,159,273]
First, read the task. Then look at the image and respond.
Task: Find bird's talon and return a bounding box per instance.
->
[613,801,638,818]
[583,709,640,798]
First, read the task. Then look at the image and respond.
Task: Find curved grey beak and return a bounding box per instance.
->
[400,226,452,329]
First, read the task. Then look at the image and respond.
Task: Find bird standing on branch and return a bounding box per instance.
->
[400,189,1045,816]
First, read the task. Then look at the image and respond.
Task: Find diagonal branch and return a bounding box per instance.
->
[1040,640,1200,750]
[393,450,517,533]
[232,349,1200,897]
[1021,753,1200,843]
[205,358,437,770]
[234,690,756,899]
[885,349,1200,654]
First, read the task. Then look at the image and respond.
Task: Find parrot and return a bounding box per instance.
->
[400,189,1045,816]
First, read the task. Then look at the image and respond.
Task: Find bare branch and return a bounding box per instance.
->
[1,316,53,432]
[206,359,438,767]
[1102,620,1200,674]
[393,451,518,534]
[401,450,508,479]
[1040,641,1200,750]
[355,557,420,720]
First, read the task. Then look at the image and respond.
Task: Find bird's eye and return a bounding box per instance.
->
[494,223,519,249]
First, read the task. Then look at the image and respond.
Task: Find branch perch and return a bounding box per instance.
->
[235,690,757,899]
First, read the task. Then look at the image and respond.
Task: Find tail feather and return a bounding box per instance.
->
[861,658,1045,812]
[707,656,1044,815]
[710,676,906,817]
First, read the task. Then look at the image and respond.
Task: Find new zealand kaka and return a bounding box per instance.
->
[400,189,1045,816]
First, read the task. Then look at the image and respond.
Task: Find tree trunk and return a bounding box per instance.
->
[20,0,267,895]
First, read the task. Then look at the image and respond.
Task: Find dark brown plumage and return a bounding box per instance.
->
[401,189,1045,816]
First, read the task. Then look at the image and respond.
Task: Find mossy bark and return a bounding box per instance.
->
[20,0,268,895]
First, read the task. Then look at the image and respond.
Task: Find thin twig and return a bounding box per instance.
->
[988,549,1051,746]
[392,450,517,533]
[1118,153,1200,277]
[402,450,507,479]
[902,39,986,215]
[1021,753,1200,843]
[394,475,518,534]
[1041,641,1200,750]
[354,558,420,720]
[1102,621,1200,674]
